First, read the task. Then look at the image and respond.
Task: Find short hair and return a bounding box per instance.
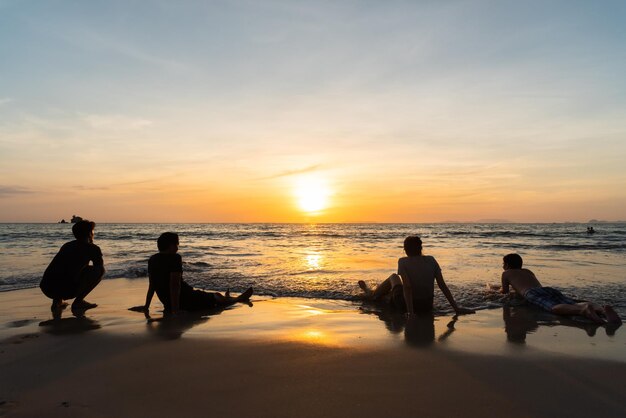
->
[403,235,423,256]
[503,253,523,269]
[72,220,95,240]
[157,232,179,251]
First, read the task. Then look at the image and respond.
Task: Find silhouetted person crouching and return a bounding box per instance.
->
[40,220,104,316]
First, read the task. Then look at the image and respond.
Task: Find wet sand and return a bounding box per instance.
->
[1,278,625,417]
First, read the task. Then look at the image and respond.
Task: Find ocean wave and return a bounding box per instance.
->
[2,275,624,317]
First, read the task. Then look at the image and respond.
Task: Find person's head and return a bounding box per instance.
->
[403,235,423,257]
[157,232,179,253]
[503,253,523,270]
[72,220,96,242]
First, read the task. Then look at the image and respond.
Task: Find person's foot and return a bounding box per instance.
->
[236,287,253,302]
[51,299,68,310]
[603,306,622,325]
[582,305,605,324]
[71,300,98,311]
[51,299,66,319]
[358,280,373,297]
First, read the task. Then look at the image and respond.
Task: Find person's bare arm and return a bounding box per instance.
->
[129,280,155,313]
[169,272,182,314]
[436,271,474,315]
[144,282,155,310]
[91,246,105,273]
[399,264,414,316]
[500,272,510,294]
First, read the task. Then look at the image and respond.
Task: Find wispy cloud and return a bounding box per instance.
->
[0,97,12,106]
[258,164,323,180]
[0,185,34,196]
[73,185,110,191]
[82,114,152,130]
[73,174,180,191]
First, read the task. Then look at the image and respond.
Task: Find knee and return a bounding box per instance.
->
[85,265,105,282]
[389,273,402,287]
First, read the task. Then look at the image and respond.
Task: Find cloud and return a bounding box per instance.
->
[0,185,34,196]
[0,97,12,106]
[259,164,323,180]
[73,185,110,191]
[82,114,153,130]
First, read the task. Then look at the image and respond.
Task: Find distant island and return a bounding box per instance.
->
[439,219,514,224]
[588,219,626,223]
[474,219,514,223]
[59,215,83,224]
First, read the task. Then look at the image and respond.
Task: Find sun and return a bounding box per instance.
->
[294,175,331,214]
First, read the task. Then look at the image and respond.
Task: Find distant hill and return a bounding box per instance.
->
[474,219,514,223]
[588,219,626,223]
[439,219,514,224]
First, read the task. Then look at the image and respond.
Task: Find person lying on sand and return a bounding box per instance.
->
[131,232,253,315]
[40,220,105,317]
[358,236,474,316]
[499,253,621,325]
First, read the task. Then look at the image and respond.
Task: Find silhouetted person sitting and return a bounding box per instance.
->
[137,232,253,315]
[40,220,104,316]
[357,236,474,316]
[500,253,621,324]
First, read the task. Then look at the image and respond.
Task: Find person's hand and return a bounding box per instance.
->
[455,307,475,315]
[129,305,149,313]
[167,309,187,318]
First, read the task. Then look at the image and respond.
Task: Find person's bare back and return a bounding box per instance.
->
[501,268,542,296]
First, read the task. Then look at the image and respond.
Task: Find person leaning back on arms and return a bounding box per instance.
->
[358,235,475,317]
[134,232,253,315]
[40,220,105,316]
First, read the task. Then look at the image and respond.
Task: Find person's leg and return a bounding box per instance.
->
[603,306,622,324]
[551,302,604,323]
[72,265,104,310]
[358,274,400,300]
[583,303,622,324]
[41,280,69,314]
[213,287,254,306]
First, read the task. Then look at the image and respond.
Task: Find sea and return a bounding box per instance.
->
[1,223,625,315]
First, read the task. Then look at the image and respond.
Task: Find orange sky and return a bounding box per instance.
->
[1,2,626,222]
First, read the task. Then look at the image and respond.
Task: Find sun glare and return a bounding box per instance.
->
[294,176,331,214]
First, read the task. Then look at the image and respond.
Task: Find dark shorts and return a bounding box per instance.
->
[524,287,575,311]
[390,285,433,313]
[180,289,218,311]
[40,265,103,300]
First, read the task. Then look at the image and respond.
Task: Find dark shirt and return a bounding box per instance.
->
[148,252,192,309]
[41,240,103,289]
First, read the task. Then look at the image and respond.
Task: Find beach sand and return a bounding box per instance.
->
[1,279,625,417]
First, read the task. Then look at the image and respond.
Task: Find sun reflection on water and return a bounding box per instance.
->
[287,328,339,346]
[305,254,322,270]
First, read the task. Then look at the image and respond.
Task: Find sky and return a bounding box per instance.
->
[1,0,625,223]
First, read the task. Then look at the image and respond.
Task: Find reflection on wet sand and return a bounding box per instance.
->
[145,314,210,340]
[359,302,457,348]
[38,304,102,335]
[502,305,622,344]
[39,316,101,335]
[138,304,248,340]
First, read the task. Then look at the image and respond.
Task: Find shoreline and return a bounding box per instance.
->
[1,278,625,417]
[1,277,624,359]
